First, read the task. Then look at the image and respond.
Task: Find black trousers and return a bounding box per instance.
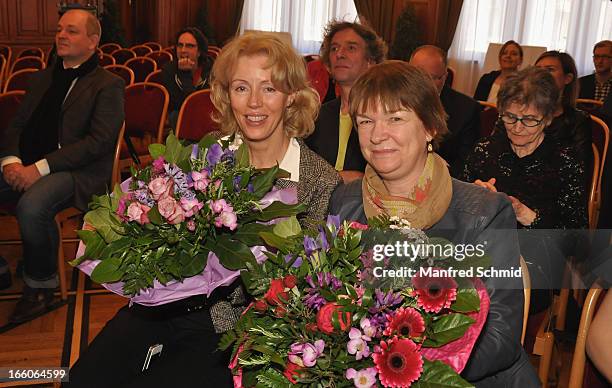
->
[65,304,234,388]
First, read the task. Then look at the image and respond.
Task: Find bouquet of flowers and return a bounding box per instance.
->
[71,133,304,298]
[222,216,491,388]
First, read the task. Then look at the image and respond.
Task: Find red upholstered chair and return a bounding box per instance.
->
[143,42,163,52]
[124,57,157,83]
[577,98,604,115]
[10,56,45,74]
[477,100,499,138]
[304,54,320,63]
[121,82,169,170]
[144,69,163,85]
[131,44,153,57]
[4,69,38,93]
[99,42,122,54]
[0,90,25,132]
[17,47,45,60]
[98,53,115,67]
[0,54,5,87]
[111,48,136,65]
[104,64,135,86]
[146,50,173,69]
[208,45,221,53]
[207,49,218,59]
[175,89,218,142]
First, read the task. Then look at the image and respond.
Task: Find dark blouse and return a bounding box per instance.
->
[462,128,588,230]
[545,107,592,173]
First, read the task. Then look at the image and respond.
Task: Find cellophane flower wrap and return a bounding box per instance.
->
[71,133,304,300]
[223,215,491,388]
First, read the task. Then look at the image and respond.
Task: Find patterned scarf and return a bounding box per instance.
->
[362,152,453,229]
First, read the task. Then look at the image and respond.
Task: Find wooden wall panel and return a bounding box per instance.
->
[0,0,9,41]
[15,0,43,38]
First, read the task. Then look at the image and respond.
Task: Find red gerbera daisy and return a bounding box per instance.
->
[383,307,425,338]
[411,272,457,313]
[373,337,423,387]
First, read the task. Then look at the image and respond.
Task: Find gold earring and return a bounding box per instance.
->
[427,141,433,152]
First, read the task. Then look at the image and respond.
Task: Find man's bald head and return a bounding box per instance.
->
[409,45,448,93]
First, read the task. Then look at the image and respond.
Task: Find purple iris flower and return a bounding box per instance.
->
[327,214,341,234]
[206,143,223,166]
[318,228,329,251]
[221,149,235,166]
[304,272,342,310]
[190,144,199,160]
[285,254,303,268]
[303,235,318,256]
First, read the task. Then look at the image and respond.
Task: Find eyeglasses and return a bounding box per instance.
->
[593,55,611,60]
[499,113,544,127]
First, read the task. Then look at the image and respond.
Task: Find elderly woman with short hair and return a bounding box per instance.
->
[331,60,539,386]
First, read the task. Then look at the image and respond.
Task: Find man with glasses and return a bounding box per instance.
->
[579,40,611,101]
[409,45,481,177]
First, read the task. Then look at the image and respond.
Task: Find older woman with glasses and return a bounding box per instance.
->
[463,66,587,230]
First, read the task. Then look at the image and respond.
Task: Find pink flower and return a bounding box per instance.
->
[346,367,377,388]
[209,198,230,214]
[360,317,377,338]
[186,219,196,231]
[215,209,237,230]
[148,177,173,201]
[152,156,166,173]
[158,197,185,224]
[347,328,371,360]
[116,194,131,220]
[126,202,151,224]
[191,170,210,191]
[179,197,203,217]
[288,340,325,367]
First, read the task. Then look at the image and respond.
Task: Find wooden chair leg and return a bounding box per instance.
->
[55,215,70,301]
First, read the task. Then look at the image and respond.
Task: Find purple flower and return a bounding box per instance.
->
[346,367,377,388]
[367,290,404,327]
[303,235,318,256]
[233,176,243,191]
[190,144,199,159]
[288,340,325,368]
[285,254,302,268]
[318,228,329,251]
[327,214,341,237]
[221,149,235,166]
[206,143,223,166]
[303,272,342,310]
[347,328,371,360]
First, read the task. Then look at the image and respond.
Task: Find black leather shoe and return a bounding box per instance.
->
[8,286,55,324]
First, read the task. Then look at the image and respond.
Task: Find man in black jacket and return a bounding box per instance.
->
[578,40,611,101]
[410,45,481,177]
[0,9,124,323]
[160,27,211,127]
[305,21,386,181]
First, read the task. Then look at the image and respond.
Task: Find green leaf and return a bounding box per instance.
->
[451,288,480,313]
[242,202,306,223]
[233,223,272,246]
[218,330,237,351]
[149,143,166,159]
[147,205,163,225]
[73,230,106,264]
[235,142,250,168]
[207,235,256,270]
[259,232,292,251]
[413,359,474,388]
[424,313,476,347]
[90,256,125,283]
[163,133,185,164]
[111,184,125,211]
[272,217,302,238]
[83,207,124,243]
[255,368,292,388]
[198,134,218,151]
[251,165,279,198]
[180,251,209,277]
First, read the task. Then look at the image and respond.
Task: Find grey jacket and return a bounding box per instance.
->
[330,178,541,388]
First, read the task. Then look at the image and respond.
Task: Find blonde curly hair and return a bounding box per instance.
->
[210,32,320,138]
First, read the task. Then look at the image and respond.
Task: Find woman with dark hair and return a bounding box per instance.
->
[535,50,592,166]
[160,27,213,126]
[474,40,523,103]
[331,60,539,386]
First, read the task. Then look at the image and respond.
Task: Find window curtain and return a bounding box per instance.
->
[208,0,245,45]
[353,0,463,52]
[239,0,358,54]
[448,0,612,96]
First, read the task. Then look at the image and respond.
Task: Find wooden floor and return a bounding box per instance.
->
[0,219,586,388]
[0,217,127,387]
